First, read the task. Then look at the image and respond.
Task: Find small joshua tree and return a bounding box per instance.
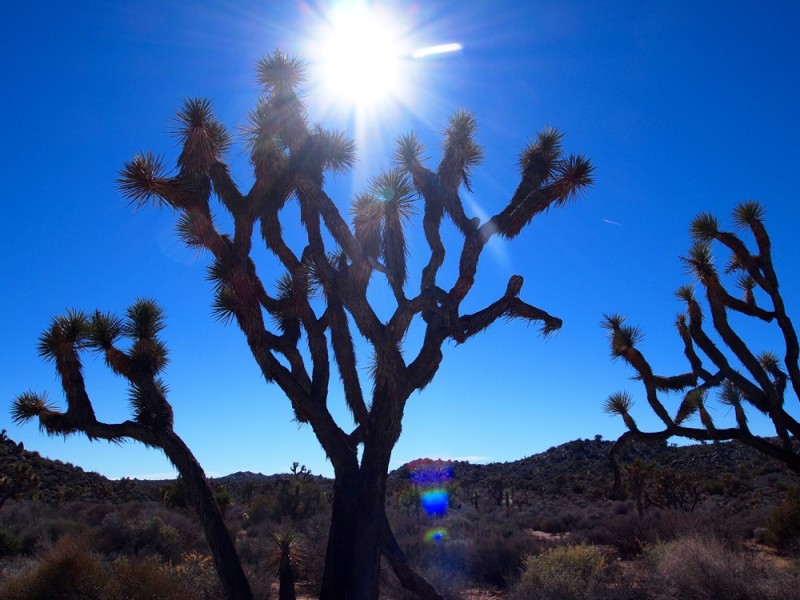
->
[12,301,252,600]
[603,201,800,495]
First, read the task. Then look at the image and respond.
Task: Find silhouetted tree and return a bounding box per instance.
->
[268,528,306,600]
[15,48,591,598]
[115,50,591,599]
[604,202,800,495]
[12,301,252,600]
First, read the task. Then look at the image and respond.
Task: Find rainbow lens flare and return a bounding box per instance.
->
[421,488,448,516]
[423,527,448,543]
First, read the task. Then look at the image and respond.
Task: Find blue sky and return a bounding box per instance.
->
[2,1,799,479]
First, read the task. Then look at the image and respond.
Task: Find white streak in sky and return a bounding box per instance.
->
[603,219,623,226]
[412,43,463,59]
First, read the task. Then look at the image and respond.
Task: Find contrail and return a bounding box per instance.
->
[603,219,622,226]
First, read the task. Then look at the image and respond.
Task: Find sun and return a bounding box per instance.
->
[312,2,408,109]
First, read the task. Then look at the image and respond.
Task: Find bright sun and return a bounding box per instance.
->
[314,3,407,108]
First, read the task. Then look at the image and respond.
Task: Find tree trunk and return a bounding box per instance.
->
[320,471,358,600]
[278,556,297,600]
[349,464,388,599]
[319,448,392,600]
[160,431,253,600]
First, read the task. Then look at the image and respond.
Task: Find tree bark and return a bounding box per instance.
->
[320,471,358,600]
[160,431,253,600]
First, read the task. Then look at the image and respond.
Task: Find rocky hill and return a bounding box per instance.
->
[1,429,796,507]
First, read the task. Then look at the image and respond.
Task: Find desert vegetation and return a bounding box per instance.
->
[3,431,800,599]
[6,18,800,598]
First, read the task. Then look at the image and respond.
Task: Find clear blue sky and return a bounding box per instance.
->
[2,1,799,479]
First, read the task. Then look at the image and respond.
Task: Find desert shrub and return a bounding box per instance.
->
[0,535,103,600]
[102,555,197,599]
[91,513,182,563]
[766,487,800,552]
[640,535,799,600]
[467,528,537,587]
[0,535,216,600]
[514,544,606,600]
[215,485,232,517]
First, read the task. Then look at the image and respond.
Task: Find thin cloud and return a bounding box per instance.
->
[603,219,623,226]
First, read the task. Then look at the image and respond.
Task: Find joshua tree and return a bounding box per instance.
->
[12,301,252,600]
[12,49,590,598]
[603,201,800,495]
[268,528,306,600]
[114,50,591,599]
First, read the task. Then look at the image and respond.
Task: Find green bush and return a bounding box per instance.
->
[766,487,800,551]
[514,544,606,600]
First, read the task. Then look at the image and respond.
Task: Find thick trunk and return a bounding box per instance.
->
[320,472,358,600]
[349,463,389,599]
[160,431,253,600]
[319,450,392,600]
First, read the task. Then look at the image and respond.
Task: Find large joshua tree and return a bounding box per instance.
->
[603,201,800,495]
[12,300,252,599]
[18,51,592,599]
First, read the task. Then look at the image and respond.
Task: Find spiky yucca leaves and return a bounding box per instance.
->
[268,528,307,572]
[257,51,307,97]
[681,242,716,282]
[373,171,416,285]
[255,51,307,151]
[601,314,643,360]
[352,194,383,260]
[737,275,757,305]
[393,132,426,173]
[499,129,593,239]
[548,154,594,204]
[733,199,766,229]
[719,381,748,428]
[689,212,720,242]
[518,127,563,185]
[439,110,483,191]
[37,309,90,364]
[673,388,704,425]
[128,378,171,426]
[604,391,638,432]
[311,127,357,176]
[87,311,125,350]
[350,171,416,285]
[11,391,57,429]
[117,152,176,208]
[174,98,231,176]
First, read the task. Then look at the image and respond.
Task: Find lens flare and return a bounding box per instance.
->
[424,527,448,543]
[412,43,463,59]
[408,459,453,517]
[421,488,448,516]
